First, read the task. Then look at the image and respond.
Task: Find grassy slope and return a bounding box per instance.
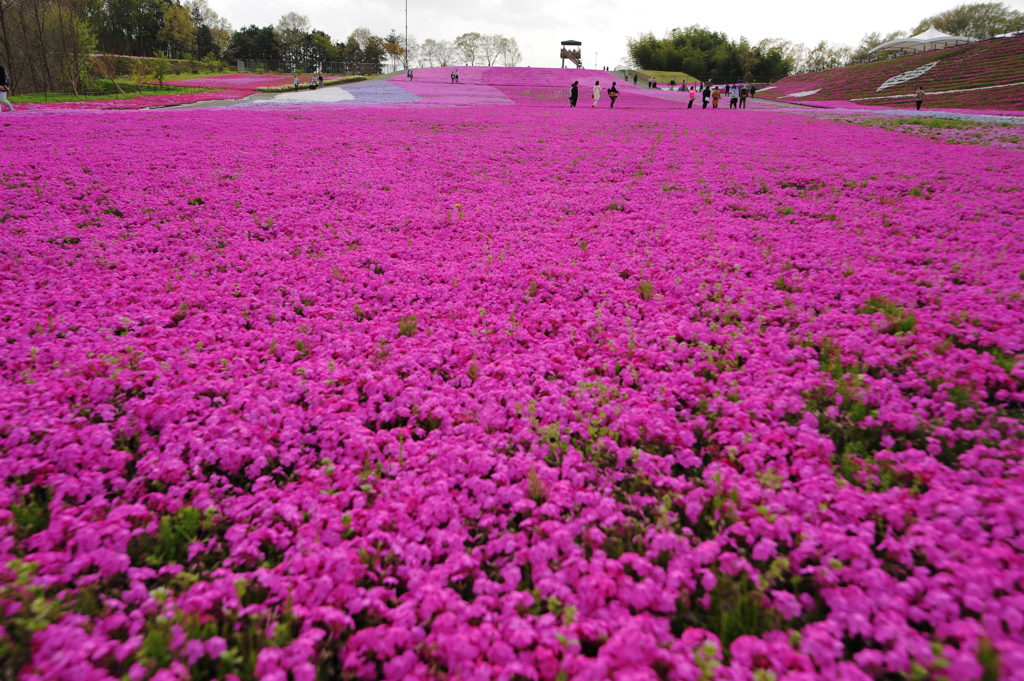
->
[641,69,699,84]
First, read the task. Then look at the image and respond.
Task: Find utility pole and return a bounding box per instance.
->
[405,0,408,70]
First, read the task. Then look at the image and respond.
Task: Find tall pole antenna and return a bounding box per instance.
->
[405,0,408,70]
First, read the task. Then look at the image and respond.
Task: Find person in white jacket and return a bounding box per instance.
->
[592,80,600,108]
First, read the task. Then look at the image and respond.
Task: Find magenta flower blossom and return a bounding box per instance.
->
[1,70,1023,681]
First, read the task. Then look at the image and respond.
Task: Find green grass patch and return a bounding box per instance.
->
[634,69,699,84]
[12,81,215,104]
[857,295,917,335]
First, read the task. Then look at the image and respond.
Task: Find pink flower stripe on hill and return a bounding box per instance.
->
[164,73,310,90]
[15,88,250,112]
[1,102,1024,681]
[16,74,320,111]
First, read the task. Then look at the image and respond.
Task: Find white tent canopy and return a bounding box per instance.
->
[869,26,976,55]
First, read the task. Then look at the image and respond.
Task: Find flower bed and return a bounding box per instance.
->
[388,71,513,106]
[163,73,315,90]
[1,102,1023,681]
[258,76,367,93]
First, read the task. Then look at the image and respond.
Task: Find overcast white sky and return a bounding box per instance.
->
[214,0,1024,68]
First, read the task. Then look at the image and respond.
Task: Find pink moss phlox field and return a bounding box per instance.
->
[399,67,697,109]
[390,70,514,107]
[1,101,1024,681]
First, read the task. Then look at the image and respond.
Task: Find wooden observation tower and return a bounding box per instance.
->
[560,40,583,68]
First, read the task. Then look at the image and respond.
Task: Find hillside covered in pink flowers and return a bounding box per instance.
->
[1,68,1023,681]
[761,34,1024,110]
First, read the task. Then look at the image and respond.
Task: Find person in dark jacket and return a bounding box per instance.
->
[702,84,711,109]
[608,82,618,108]
[569,81,579,108]
[0,65,12,112]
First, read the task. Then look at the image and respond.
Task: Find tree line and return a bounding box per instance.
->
[230,24,522,72]
[793,2,1023,72]
[0,0,522,94]
[850,1,1023,61]
[626,27,797,83]
[416,33,523,68]
[628,2,1023,81]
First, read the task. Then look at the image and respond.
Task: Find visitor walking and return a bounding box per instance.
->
[688,86,696,108]
[593,80,601,107]
[318,75,324,88]
[633,74,638,86]
[729,87,738,109]
[711,87,721,109]
[454,69,460,84]
[450,70,455,84]
[702,84,711,109]
[608,82,618,108]
[293,75,299,91]
[0,65,11,112]
[750,85,757,97]
[569,80,579,108]
[739,85,748,109]
[915,87,925,110]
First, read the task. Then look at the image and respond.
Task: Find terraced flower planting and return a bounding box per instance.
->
[875,84,1024,113]
[762,34,1024,108]
[1,95,1023,681]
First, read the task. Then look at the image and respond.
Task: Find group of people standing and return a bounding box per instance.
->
[569,80,619,108]
[569,75,760,111]
[686,83,754,109]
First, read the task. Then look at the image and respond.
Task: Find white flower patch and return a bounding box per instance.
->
[780,89,822,98]
[877,61,938,91]
[272,87,356,103]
